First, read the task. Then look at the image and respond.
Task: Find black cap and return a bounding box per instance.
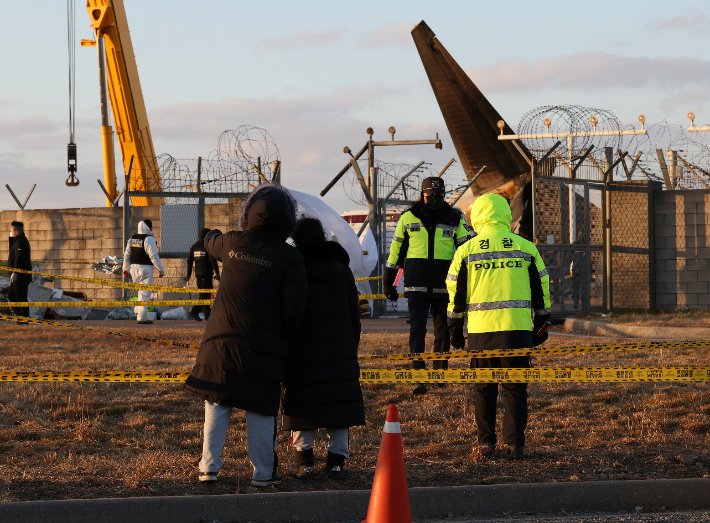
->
[421,177,445,193]
[143,219,153,230]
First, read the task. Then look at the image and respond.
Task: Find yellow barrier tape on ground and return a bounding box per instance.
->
[4,268,218,293]
[359,293,400,300]
[0,313,201,349]
[1,367,707,383]
[0,372,191,383]
[359,367,710,383]
[354,276,383,281]
[358,339,710,361]
[2,300,212,308]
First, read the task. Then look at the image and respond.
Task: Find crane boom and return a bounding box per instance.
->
[86,0,162,206]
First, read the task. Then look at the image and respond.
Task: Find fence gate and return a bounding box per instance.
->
[534,177,605,314]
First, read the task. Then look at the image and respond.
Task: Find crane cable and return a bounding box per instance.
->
[66,0,79,186]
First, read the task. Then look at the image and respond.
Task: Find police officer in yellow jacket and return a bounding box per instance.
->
[446,194,551,460]
[384,177,471,395]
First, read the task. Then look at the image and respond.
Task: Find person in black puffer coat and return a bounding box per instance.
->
[184,184,309,488]
[7,220,32,321]
[282,216,365,481]
[185,227,221,321]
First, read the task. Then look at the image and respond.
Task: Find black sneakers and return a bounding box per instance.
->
[506,444,524,460]
[189,311,202,322]
[412,384,428,395]
[137,320,153,325]
[252,473,282,487]
[289,465,313,480]
[326,465,344,480]
[198,471,217,483]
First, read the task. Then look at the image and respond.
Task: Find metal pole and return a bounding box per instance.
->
[604,147,613,311]
[122,156,134,302]
[531,141,562,243]
[367,137,381,318]
[197,157,205,234]
[584,183,591,311]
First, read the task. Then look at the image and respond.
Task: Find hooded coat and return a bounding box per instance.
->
[281,241,365,430]
[446,194,551,351]
[8,232,32,284]
[184,185,309,416]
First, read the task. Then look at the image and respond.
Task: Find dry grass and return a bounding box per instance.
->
[0,324,709,502]
[577,308,710,328]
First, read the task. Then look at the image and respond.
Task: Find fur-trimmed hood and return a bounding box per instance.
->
[239,184,297,239]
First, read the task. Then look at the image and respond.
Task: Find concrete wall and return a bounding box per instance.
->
[654,190,710,310]
[0,201,242,301]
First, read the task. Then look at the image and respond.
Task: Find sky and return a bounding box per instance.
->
[1,0,709,214]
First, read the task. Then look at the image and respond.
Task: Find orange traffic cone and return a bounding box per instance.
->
[363,403,413,523]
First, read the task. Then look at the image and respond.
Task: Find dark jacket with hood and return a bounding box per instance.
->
[184,185,309,416]
[186,228,220,281]
[8,232,32,284]
[282,241,365,430]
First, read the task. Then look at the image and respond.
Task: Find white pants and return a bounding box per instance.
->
[129,264,154,322]
[199,401,277,481]
[291,428,350,458]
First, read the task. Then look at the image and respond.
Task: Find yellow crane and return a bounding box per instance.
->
[81,0,162,206]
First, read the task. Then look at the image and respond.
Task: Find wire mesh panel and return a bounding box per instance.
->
[535,178,603,313]
[160,204,199,255]
[608,181,660,309]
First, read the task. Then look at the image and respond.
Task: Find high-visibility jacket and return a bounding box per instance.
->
[385,202,471,297]
[446,194,550,351]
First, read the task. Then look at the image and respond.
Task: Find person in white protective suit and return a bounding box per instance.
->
[121,220,165,324]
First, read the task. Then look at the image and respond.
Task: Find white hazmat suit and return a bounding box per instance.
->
[121,221,164,322]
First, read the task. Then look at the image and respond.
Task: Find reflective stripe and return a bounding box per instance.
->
[383,421,401,434]
[455,235,471,246]
[464,251,532,263]
[392,236,403,243]
[447,311,465,319]
[386,262,400,270]
[405,223,422,230]
[404,286,427,292]
[535,308,551,315]
[437,224,456,231]
[446,274,458,281]
[467,300,532,312]
[433,288,448,293]
[539,268,549,278]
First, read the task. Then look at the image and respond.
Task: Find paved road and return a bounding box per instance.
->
[419,510,710,523]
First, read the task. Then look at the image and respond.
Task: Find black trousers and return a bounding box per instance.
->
[8,279,30,319]
[407,295,449,370]
[470,352,530,446]
[190,277,212,320]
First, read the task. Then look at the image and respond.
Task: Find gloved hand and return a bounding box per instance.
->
[122,270,129,278]
[532,314,551,347]
[450,326,465,350]
[10,273,16,284]
[383,285,398,302]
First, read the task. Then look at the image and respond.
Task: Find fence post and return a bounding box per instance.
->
[197,157,205,233]
[603,147,613,310]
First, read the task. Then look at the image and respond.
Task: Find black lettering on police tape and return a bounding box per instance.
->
[362,371,380,380]
[459,370,476,379]
[586,371,603,379]
[555,370,572,379]
[647,370,663,379]
[616,370,633,379]
[676,369,693,378]
[492,370,509,380]
[524,370,541,379]
[427,371,445,380]
[395,371,413,380]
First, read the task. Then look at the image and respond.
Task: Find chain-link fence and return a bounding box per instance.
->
[535,178,604,313]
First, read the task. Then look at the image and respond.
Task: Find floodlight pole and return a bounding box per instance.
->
[321,129,442,318]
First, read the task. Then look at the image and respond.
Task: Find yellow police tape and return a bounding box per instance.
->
[0,367,707,383]
[357,339,710,361]
[359,367,710,383]
[0,260,121,266]
[2,300,212,308]
[354,276,384,281]
[359,293,400,300]
[4,267,218,293]
[0,313,201,349]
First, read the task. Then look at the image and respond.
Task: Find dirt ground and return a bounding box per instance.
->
[577,309,710,328]
[0,323,708,502]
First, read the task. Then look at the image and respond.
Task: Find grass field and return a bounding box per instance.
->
[0,323,708,502]
[577,308,710,328]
